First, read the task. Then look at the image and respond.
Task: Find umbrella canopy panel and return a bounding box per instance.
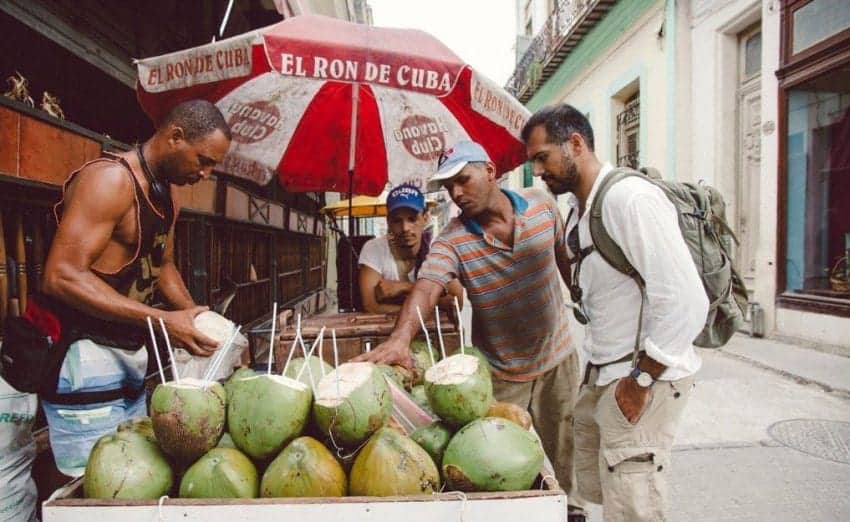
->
[136,14,530,196]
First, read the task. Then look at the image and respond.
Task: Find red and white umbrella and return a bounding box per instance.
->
[135,14,530,196]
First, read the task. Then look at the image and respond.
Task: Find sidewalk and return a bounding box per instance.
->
[584,333,850,521]
[718,334,850,395]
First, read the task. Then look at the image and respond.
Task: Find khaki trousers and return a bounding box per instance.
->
[574,371,694,521]
[491,350,584,510]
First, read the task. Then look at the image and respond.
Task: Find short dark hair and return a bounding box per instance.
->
[521,104,594,151]
[160,100,232,142]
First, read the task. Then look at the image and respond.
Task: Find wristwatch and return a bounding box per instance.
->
[629,366,654,388]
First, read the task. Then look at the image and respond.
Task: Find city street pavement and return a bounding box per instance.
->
[580,333,850,521]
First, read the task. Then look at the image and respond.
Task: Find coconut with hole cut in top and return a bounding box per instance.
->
[227,374,313,460]
[424,354,493,428]
[150,378,226,463]
[312,362,392,448]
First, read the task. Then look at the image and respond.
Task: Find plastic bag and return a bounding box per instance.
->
[171,329,249,381]
[42,338,148,477]
[0,376,38,522]
[382,377,435,434]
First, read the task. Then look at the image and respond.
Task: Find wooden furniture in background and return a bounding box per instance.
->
[14,212,27,315]
[0,211,7,325]
[275,312,460,367]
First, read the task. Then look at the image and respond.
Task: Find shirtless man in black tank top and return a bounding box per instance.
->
[43,100,231,356]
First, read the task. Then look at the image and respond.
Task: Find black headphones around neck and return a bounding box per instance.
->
[135,144,170,211]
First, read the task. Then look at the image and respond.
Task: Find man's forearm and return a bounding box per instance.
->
[157,262,196,310]
[376,279,414,303]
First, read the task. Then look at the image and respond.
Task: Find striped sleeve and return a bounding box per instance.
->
[417,236,459,288]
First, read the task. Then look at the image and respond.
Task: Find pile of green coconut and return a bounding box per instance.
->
[83,313,544,500]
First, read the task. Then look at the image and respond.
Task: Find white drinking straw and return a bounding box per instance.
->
[332,329,340,398]
[146,317,166,384]
[416,306,436,366]
[267,302,278,375]
[453,296,465,355]
[281,335,299,376]
[158,317,180,382]
[435,306,447,360]
[204,325,241,387]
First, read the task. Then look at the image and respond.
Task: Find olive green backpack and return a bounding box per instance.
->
[589,167,748,348]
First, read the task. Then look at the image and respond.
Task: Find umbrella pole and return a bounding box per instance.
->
[348,168,354,312]
[347,82,360,313]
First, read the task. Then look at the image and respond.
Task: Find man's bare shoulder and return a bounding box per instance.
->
[64,159,136,214]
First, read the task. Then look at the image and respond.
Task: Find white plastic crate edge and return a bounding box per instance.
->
[43,492,567,522]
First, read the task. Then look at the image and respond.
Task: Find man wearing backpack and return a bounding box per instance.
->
[522,104,710,521]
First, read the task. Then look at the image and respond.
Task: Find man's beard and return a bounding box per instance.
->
[158,154,197,185]
[543,157,578,195]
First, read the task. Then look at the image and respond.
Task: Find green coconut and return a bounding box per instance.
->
[377,363,414,390]
[410,421,453,467]
[179,447,258,498]
[442,417,543,492]
[409,385,433,414]
[84,431,173,499]
[424,354,493,427]
[260,436,347,497]
[217,432,237,449]
[284,356,334,387]
[452,345,489,365]
[116,416,156,443]
[410,341,439,385]
[150,378,226,462]
[487,401,533,430]
[227,374,313,460]
[313,362,392,448]
[224,367,256,402]
[349,427,440,496]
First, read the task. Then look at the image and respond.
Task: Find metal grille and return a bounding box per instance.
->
[617,95,640,169]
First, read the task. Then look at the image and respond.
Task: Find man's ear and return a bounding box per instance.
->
[168,125,186,147]
[567,132,586,157]
[485,161,497,181]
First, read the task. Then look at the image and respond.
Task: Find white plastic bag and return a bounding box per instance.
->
[0,376,38,522]
[173,312,249,381]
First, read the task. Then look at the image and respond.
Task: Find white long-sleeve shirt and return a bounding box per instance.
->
[564,163,709,385]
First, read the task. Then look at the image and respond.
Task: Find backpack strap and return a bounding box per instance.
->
[587,167,649,368]
[588,168,646,281]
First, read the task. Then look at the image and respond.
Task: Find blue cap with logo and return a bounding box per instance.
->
[386,184,426,214]
[429,140,492,185]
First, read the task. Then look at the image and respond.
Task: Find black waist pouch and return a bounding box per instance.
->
[1,316,54,393]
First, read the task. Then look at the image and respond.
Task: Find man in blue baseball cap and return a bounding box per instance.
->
[358,183,463,314]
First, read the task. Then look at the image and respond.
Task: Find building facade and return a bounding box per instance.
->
[508,0,850,347]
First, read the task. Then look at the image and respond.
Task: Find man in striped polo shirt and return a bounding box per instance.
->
[356,140,585,520]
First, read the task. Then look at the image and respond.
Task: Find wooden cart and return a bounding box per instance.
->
[270,311,462,366]
[43,476,566,521]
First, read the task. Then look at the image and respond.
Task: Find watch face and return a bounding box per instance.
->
[636,372,653,387]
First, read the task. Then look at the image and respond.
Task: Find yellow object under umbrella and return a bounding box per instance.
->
[321,195,437,219]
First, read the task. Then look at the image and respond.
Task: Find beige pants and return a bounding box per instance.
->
[491,350,584,510]
[574,371,694,521]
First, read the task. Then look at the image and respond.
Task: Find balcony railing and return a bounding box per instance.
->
[506,0,616,103]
